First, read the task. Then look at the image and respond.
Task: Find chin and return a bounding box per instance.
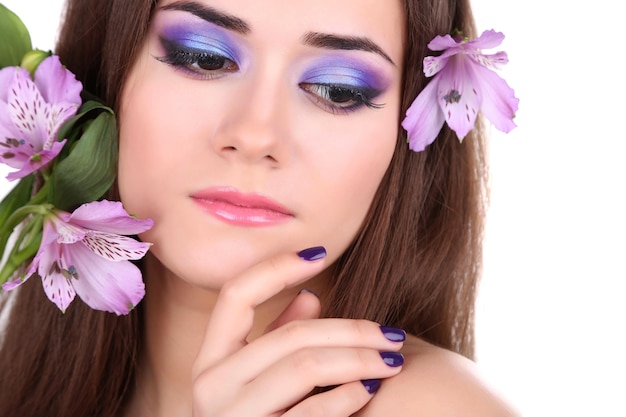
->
[145,237,279,290]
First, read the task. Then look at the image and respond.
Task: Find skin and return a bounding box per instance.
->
[118,0,520,415]
[118,0,401,287]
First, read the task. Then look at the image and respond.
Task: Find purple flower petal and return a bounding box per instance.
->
[0,66,18,101]
[0,98,16,134]
[33,57,82,150]
[40,266,76,313]
[475,51,509,71]
[436,57,482,141]
[427,34,459,51]
[7,67,49,149]
[34,56,82,108]
[402,79,446,152]
[83,231,151,261]
[66,242,145,315]
[70,200,154,235]
[3,205,152,314]
[0,56,80,179]
[2,278,24,291]
[4,138,66,180]
[468,29,505,50]
[471,63,519,133]
[424,55,450,77]
[402,28,518,152]
[33,237,76,312]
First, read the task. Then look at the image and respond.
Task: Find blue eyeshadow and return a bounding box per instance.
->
[160,21,241,63]
[301,57,388,91]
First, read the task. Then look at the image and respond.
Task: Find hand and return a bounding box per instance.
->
[191,247,405,417]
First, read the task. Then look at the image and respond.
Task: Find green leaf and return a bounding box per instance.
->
[0,4,33,68]
[51,111,118,211]
[56,100,114,149]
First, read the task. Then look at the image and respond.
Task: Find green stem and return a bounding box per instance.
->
[0,183,52,285]
[0,203,51,257]
[0,216,42,285]
[29,180,50,205]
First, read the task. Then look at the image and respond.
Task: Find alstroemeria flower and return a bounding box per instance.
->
[402,29,519,152]
[0,55,82,180]
[3,200,153,315]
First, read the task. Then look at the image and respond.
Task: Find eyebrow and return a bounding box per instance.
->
[160,1,250,34]
[160,1,395,65]
[302,32,396,66]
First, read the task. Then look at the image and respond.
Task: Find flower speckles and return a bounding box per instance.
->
[443,89,462,104]
[402,29,519,152]
[2,200,153,315]
[0,55,82,180]
[0,7,152,316]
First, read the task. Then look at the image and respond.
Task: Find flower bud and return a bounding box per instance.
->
[21,49,51,77]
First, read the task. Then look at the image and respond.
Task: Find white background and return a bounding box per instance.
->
[2,1,625,416]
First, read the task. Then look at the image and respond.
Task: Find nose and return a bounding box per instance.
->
[211,73,290,166]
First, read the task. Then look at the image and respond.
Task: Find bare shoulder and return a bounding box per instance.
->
[356,336,521,417]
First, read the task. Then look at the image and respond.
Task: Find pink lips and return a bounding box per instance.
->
[191,187,294,226]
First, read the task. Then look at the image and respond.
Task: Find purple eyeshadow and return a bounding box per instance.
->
[159,20,241,63]
[301,57,389,91]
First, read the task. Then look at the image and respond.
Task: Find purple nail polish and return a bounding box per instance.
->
[298,288,319,297]
[297,246,326,261]
[380,352,404,367]
[380,326,406,342]
[361,379,381,394]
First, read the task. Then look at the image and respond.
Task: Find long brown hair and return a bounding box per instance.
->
[0,0,485,415]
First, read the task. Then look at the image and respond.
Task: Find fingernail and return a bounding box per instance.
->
[380,352,404,367]
[297,246,326,261]
[298,288,319,297]
[361,379,381,394]
[380,326,406,342]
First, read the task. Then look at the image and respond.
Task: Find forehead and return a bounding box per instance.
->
[154,0,405,63]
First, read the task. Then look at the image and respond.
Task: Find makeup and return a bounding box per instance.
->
[191,187,294,227]
[152,7,394,113]
[299,56,391,113]
[153,10,246,78]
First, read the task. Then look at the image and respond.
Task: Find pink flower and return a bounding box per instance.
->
[402,30,519,152]
[3,200,153,315]
[0,55,82,180]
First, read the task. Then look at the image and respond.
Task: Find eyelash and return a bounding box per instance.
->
[299,83,384,114]
[156,38,385,114]
[156,48,238,80]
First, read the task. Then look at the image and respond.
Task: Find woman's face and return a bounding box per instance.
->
[118,0,404,287]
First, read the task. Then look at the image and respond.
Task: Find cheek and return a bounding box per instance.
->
[116,70,185,223]
[303,112,398,255]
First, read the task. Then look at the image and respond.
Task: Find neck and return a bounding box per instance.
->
[126,253,328,417]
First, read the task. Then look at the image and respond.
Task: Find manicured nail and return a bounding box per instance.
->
[297,246,326,261]
[380,352,404,367]
[380,326,406,342]
[361,379,381,394]
[298,288,319,297]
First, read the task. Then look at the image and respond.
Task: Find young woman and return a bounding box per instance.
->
[0,0,519,416]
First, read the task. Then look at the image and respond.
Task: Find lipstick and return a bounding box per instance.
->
[191,187,294,227]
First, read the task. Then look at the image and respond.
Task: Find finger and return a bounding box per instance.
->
[236,347,403,416]
[263,289,321,334]
[282,380,379,417]
[193,247,327,376]
[212,319,405,385]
